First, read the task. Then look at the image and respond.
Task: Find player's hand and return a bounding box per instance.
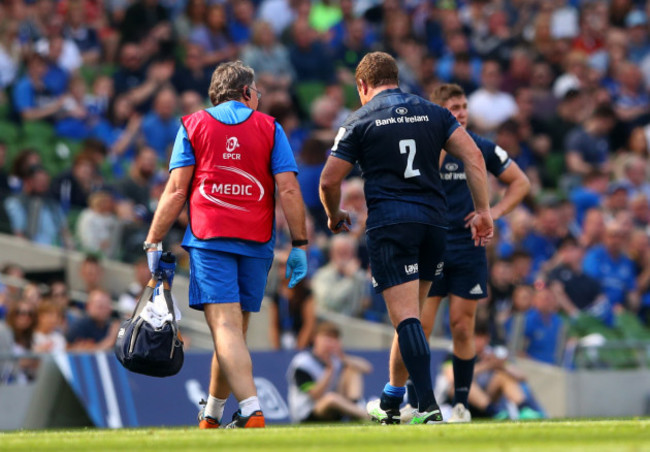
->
[328,210,351,234]
[285,247,308,288]
[468,209,493,247]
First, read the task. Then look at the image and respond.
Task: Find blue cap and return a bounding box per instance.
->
[626,10,647,28]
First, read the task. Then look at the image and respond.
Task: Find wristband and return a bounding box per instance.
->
[292,239,308,247]
[143,241,162,251]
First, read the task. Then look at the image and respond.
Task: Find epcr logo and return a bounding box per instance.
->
[395,107,408,115]
[226,136,240,153]
[445,162,459,171]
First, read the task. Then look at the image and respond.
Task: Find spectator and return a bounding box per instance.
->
[76,191,120,258]
[63,0,101,66]
[66,289,118,351]
[268,250,316,350]
[333,18,371,86]
[583,220,640,313]
[229,0,255,45]
[241,21,295,89]
[4,165,69,247]
[120,0,170,45]
[174,0,207,45]
[113,146,158,215]
[579,207,606,249]
[77,254,105,299]
[289,19,335,84]
[171,43,212,97]
[116,257,150,316]
[546,236,612,325]
[312,234,369,317]
[520,287,565,365]
[91,94,142,176]
[611,61,649,125]
[6,300,36,355]
[51,152,98,212]
[620,155,650,200]
[286,321,371,423]
[569,170,609,226]
[625,10,650,64]
[190,4,237,67]
[12,53,65,122]
[32,300,66,353]
[141,87,179,160]
[34,16,82,74]
[564,104,617,176]
[179,90,205,116]
[54,75,95,140]
[468,60,518,135]
[436,323,545,420]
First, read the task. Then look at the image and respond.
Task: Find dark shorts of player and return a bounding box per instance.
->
[428,246,487,300]
[366,223,446,293]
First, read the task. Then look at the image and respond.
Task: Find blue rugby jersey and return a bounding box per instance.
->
[331,88,460,231]
[440,131,511,251]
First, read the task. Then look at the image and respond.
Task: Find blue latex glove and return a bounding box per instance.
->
[147,250,162,277]
[159,255,176,286]
[285,248,308,288]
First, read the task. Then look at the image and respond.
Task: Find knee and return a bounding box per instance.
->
[450,316,474,344]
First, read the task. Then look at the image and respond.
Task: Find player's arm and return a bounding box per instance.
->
[145,165,193,243]
[444,128,493,246]
[491,161,530,221]
[319,156,354,234]
[275,171,308,244]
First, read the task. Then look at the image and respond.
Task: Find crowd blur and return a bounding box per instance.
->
[2,0,650,376]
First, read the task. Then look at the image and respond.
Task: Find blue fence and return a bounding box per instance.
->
[55,349,448,428]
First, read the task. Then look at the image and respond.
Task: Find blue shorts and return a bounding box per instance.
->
[366,223,446,293]
[428,246,487,300]
[188,248,273,312]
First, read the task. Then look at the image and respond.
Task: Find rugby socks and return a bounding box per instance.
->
[396,318,436,411]
[452,355,476,408]
[406,379,418,408]
[205,395,228,421]
[380,383,405,411]
[239,396,261,417]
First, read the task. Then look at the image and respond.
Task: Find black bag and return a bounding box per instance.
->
[114,256,184,377]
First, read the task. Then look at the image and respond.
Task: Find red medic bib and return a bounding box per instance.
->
[182,109,276,243]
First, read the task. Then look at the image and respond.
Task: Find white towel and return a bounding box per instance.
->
[139,286,182,328]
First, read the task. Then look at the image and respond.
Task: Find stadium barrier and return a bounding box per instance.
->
[2,349,650,430]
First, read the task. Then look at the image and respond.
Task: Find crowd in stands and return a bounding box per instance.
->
[3,0,650,377]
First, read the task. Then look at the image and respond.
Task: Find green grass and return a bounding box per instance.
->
[1,419,649,451]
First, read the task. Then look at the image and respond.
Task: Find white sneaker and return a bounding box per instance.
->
[366,399,401,424]
[447,403,471,423]
[400,403,417,424]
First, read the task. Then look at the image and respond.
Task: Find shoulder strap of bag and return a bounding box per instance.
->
[131,278,157,320]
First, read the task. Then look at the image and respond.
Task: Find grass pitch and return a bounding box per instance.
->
[1,419,649,451]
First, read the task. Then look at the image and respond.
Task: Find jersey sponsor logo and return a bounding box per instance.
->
[395,106,408,115]
[435,262,444,276]
[198,166,265,212]
[445,162,459,172]
[371,277,378,288]
[441,172,467,180]
[375,114,430,127]
[469,284,484,295]
[495,145,509,164]
[404,263,419,275]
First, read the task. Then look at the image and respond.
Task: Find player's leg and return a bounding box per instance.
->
[365,224,442,424]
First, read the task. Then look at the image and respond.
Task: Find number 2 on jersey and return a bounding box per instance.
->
[399,139,421,178]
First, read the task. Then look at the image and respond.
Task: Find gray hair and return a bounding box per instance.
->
[208,61,255,106]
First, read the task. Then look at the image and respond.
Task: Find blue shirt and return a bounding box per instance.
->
[441,131,511,250]
[583,245,637,306]
[141,112,180,160]
[331,88,460,231]
[523,309,564,365]
[169,101,298,258]
[569,187,602,226]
